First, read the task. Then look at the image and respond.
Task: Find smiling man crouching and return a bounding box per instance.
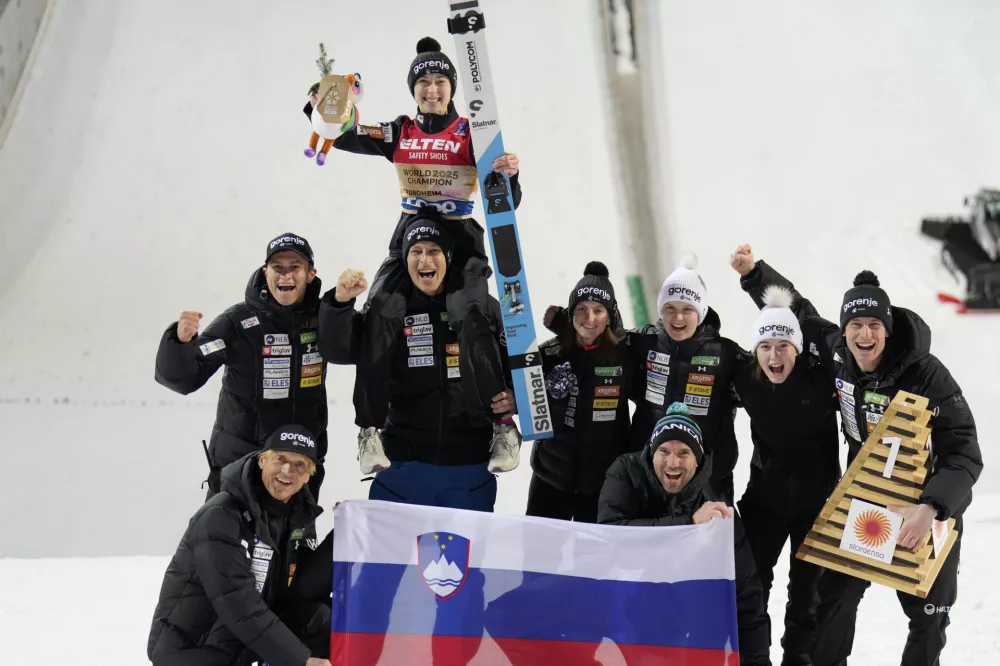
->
[148,425,332,666]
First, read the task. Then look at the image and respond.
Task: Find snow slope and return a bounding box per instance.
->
[0,0,627,558]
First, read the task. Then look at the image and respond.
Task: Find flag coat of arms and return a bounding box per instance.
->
[331,500,740,665]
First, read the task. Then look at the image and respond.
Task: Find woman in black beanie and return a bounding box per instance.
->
[527,261,634,523]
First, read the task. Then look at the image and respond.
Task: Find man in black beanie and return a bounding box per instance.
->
[148,425,332,666]
[734,248,983,666]
[155,233,329,498]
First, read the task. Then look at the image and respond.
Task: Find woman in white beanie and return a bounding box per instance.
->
[727,275,841,666]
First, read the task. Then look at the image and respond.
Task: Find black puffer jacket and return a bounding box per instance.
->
[741,260,983,520]
[147,454,323,666]
[597,452,770,665]
[733,351,841,518]
[155,270,328,486]
[530,337,634,495]
[621,310,749,497]
[319,282,511,465]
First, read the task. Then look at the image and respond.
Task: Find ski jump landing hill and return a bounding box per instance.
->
[1,0,997,563]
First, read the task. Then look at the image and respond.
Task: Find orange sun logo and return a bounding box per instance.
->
[853,509,892,548]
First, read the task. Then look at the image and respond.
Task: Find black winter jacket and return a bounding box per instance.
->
[530,337,634,495]
[155,270,328,479]
[622,309,748,490]
[147,454,323,666]
[733,351,841,518]
[319,283,511,465]
[741,260,983,520]
[597,452,771,665]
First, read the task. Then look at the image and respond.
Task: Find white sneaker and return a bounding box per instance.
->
[488,422,522,473]
[358,427,390,475]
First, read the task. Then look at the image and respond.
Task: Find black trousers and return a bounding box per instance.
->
[525,474,600,524]
[811,518,963,666]
[739,498,824,666]
[364,212,489,311]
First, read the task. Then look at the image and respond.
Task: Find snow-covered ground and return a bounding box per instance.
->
[2,0,998,663]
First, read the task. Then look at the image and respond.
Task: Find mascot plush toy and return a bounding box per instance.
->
[304,43,362,166]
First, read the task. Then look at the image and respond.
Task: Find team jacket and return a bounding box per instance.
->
[597,452,771,666]
[621,310,748,488]
[733,353,842,517]
[530,338,634,496]
[319,283,511,466]
[154,270,328,474]
[741,260,983,520]
[311,103,522,218]
[147,454,322,666]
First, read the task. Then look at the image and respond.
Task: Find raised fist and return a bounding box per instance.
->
[177,311,203,343]
[335,269,368,303]
[543,305,561,329]
[729,244,755,276]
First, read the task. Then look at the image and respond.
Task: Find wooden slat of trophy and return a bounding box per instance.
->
[796,391,959,598]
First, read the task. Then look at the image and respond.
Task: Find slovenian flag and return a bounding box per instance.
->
[331,500,740,665]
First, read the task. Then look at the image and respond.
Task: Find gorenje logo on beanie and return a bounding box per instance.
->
[667,286,702,302]
[844,297,878,313]
[269,236,306,250]
[413,59,452,75]
[407,226,441,242]
[577,286,612,301]
[279,431,315,449]
[759,323,796,336]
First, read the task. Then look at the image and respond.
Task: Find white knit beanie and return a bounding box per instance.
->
[750,286,803,353]
[656,254,709,324]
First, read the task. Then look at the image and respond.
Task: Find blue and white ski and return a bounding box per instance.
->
[446,0,553,440]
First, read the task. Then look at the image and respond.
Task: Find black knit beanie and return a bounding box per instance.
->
[840,270,893,335]
[568,261,617,315]
[407,37,458,97]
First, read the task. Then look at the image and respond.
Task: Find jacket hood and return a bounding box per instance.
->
[244,268,323,320]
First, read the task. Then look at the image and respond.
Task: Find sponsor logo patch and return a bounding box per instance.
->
[263,368,291,379]
[446,343,460,355]
[645,389,665,405]
[686,383,712,397]
[690,355,720,366]
[594,366,623,377]
[864,391,890,407]
[408,356,434,367]
[688,373,714,385]
[595,386,620,397]
[447,366,461,379]
[299,331,317,344]
[408,324,434,336]
[301,352,323,365]
[646,371,668,387]
[407,335,434,347]
[405,314,431,326]
[301,363,323,377]
[300,375,322,388]
[241,317,259,329]
[262,345,292,356]
[684,394,711,407]
[264,334,289,345]
[593,399,619,409]
[410,345,434,356]
[446,356,460,367]
[199,339,226,355]
[646,361,671,375]
[263,358,291,368]
[647,351,670,365]
[593,410,616,422]
[688,405,709,416]
[263,378,290,389]
[263,388,289,400]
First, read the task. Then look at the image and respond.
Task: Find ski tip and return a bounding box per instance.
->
[937,292,963,305]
